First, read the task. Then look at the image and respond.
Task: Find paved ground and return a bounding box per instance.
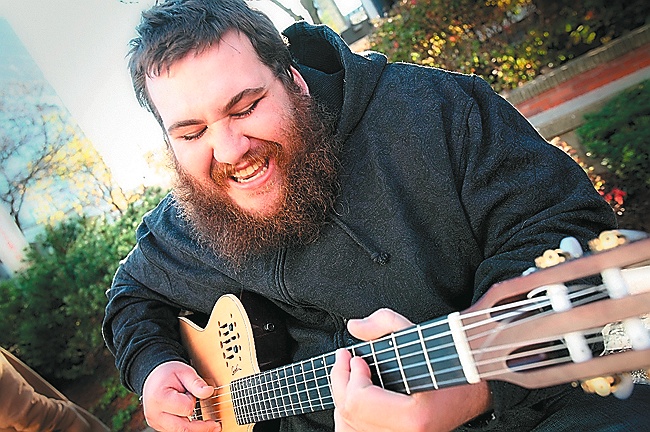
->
[504,23,650,140]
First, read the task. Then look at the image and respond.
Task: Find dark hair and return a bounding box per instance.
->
[128,0,294,127]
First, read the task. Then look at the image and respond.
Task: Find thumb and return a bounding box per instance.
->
[347,308,413,341]
[177,366,214,399]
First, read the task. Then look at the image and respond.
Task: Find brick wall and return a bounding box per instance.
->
[502,24,650,142]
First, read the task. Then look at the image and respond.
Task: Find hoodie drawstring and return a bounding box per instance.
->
[329,214,390,265]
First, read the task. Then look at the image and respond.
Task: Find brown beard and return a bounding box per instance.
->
[171,85,340,267]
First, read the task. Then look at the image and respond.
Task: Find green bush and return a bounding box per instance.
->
[98,376,141,432]
[0,187,167,383]
[577,80,650,195]
[368,0,650,91]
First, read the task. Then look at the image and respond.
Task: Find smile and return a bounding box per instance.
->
[231,159,269,183]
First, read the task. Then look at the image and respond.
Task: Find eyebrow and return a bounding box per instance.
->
[166,86,267,135]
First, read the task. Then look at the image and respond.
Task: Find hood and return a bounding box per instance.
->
[283,22,387,140]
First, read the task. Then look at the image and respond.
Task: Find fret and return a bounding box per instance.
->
[393,328,436,393]
[251,375,264,421]
[267,372,277,420]
[279,366,296,415]
[248,371,275,423]
[243,376,256,424]
[420,317,468,388]
[309,358,324,406]
[230,379,244,425]
[285,364,303,414]
[321,353,335,407]
[264,370,280,419]
[239,377,251,424]
[252,375,263,422]
[357,337,405,392]
[240,376,253,424]
[305,357,335,411]
[311,356,334,409]
[417,324,438,389]
[291,363,310,414]
[193,397,202,421]
[269,370,286,418]
[350,343,393,389]
[257,373,272,421]
[390,333,411,393]
[301,359,320,411]
[369,339,385,388]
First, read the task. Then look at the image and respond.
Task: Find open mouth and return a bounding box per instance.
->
[230,158,269,183]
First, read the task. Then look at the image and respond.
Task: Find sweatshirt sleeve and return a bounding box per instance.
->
[102,220,189,396]
[455,76,617,429]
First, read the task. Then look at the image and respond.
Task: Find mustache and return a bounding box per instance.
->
[210,141,281,182]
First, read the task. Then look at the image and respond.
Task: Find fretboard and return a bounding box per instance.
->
[230,315,466,425]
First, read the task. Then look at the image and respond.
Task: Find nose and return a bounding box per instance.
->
[208,121,250,165]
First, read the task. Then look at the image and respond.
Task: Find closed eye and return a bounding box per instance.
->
[181,127,207,141]
[231,98,262,119]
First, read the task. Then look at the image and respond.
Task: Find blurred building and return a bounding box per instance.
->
[316,0,395,45]
[0,18,109,278]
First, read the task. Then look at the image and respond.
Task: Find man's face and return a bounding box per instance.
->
[146,30,307,216]
[145,30,340,265]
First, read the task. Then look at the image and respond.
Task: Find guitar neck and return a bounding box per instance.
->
[230,265,650,425]
[230,315,464,424]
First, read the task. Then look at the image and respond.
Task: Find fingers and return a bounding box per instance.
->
[330,349,352,398]
[142,361,220,431]
[331,349,392,431]
[176,364,215,400]
[153,412,222,432]
[332,352,493,432]
[347,308,413,341]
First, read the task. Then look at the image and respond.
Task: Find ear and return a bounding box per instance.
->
[289,66,310,95]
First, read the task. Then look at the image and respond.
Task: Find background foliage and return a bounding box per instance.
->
[0,187,166,383]
[368,0,650,92]
[577,80,650,197]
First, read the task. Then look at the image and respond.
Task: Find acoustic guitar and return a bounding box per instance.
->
[179,230,650,431]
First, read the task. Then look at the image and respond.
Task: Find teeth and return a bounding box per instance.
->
[232,160,267,183]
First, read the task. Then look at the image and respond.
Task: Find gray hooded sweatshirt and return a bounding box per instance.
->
[104,22,626,431]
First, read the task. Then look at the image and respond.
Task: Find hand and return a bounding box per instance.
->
[141,361,221,432]
[331,309,492,432]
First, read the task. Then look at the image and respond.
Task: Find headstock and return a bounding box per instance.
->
[464,230,650,396]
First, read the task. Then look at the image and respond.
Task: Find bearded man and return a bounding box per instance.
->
[103,1,650,431]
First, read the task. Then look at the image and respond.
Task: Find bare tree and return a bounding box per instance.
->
[0,82,127,232]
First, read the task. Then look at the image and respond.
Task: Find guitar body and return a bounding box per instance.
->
[179,293,288,431]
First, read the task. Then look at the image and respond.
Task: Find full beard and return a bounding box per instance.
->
[171,87,340,268]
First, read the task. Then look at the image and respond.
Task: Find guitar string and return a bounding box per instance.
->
[191,285,622,421]
[192,324,605,419]
[191,290,608,422]
[194,281,601,408]
[190,285,612,420]
[193,333,608,421]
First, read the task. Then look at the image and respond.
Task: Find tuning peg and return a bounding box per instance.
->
[534,248,573,269]
[580,373,635,399]
[559,236,584,258]
[589,230,648,252]
[534,236,585,269]
[612,373,634,400]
